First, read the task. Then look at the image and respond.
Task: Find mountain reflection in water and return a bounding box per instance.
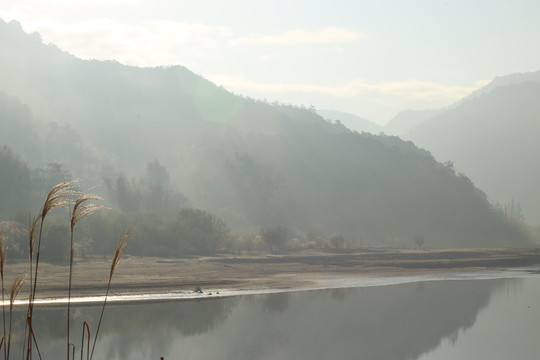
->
[9,277,540,360]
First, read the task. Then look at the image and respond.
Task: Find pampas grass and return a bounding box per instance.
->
[90,231,129,360]
[7,274,24,360]
[27,180,78,360]
[40,181,79,221]
[31,180,78,308]
[0,180,129,360]
[80,322,90,360]
[70,195,104,232]
[22,214,40,360]
[67,194,105,360]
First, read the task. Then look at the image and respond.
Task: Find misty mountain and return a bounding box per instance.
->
[315,108,442,137]
[0,90,102,179]
[406,78,540,224]
[458,70,540,104]
[383,72,540,137]
[383,109,441,136]
[0,18,532,248]
[317,109,382,134]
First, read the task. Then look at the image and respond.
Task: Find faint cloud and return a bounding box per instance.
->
[210,76,478,102]
[474,79,491,87]
[229,27,366,46]
[7,15,366,68]
[257,52,281,62]
[10,17,234,67]
[367,80,477,101]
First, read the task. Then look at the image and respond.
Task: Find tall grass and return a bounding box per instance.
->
[7,274,24,360]
[26,180,77,360]
[0,181,128,360]
[22,214,40,360]
[90,232,128,360]
[68,194,104,360]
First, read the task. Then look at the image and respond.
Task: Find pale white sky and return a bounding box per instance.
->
[1,0,539,125]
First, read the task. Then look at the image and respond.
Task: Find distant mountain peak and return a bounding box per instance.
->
[406,79,540,224]
[383,109,441,136]
[317,109,382,134]
[457,70,540,105]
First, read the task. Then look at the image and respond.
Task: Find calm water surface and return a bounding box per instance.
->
[12,275,540,359]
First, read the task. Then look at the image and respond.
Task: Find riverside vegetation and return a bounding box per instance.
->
[0,180,128,360]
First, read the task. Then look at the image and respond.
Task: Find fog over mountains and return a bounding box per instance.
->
[316,109,382,135]
[319,70,540,225]
[400,73,540,224]
[0,18,534,249]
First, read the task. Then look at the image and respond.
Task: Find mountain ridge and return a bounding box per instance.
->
[406,80,540,223]
[0,17,532,248]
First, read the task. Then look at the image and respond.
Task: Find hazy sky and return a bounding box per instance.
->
[1,0,539,124]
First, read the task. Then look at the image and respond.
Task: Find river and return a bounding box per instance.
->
[7,269,540,359]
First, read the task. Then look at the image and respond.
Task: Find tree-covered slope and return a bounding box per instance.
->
[0,18,532,248]
[407,80,540,224]
[214,103,529,247]
[317,109,382,134]
[0,19,243,169]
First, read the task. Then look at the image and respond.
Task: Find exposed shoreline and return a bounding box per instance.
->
[23,266,540,307]
[4,247,540,305]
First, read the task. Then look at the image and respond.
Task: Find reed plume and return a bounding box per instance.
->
[90,231,129,360]
[27,180,78,360]
[109,231,128,280]
[70,195,104,232]
[32,180,78,302]
[40,180,79,221]
[67,194,104,360]
[2,181,130,359]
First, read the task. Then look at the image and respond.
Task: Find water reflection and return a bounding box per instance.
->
[8,278,539,360]
[417,278,540,360]
[260,292,289,313]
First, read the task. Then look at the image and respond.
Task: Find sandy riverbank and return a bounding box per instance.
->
[3,247,540,302]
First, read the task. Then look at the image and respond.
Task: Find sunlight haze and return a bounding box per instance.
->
[1,2,540,359]
[1,0,539,123]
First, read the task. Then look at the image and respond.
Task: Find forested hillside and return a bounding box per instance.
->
[0,18,533,252]
[406,79,540,224]
[317,109,382,134]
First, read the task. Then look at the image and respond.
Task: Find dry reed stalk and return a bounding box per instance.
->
[0,233,6,276]
[28,215,40,263]
[31,179,78,303]
[80,322,90,360]
[26,319,42,360]
[27,180,78,360]
[22,214,40,360]
[8,274,24,360]
[89,231,129,360]
[67,194,105,360]
[26,215,40,312]
[3,181,128,360]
